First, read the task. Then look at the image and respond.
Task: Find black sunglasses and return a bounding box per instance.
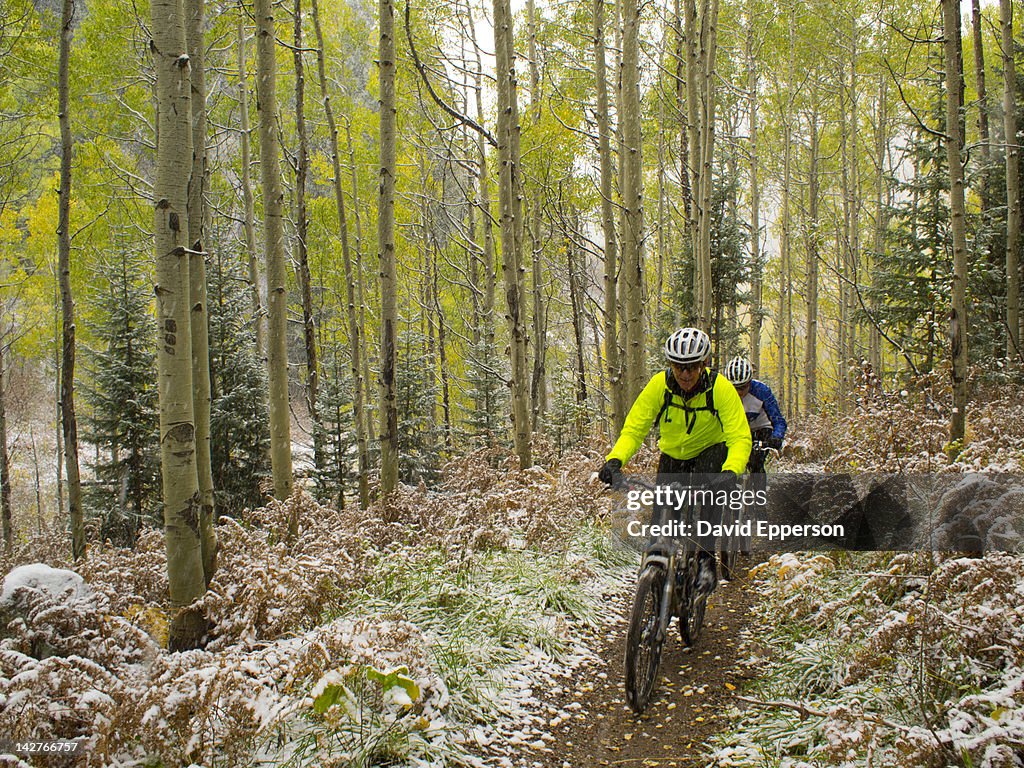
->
[672,360,704,373]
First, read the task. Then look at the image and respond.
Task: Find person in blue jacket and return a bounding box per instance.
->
[723,356,786,474]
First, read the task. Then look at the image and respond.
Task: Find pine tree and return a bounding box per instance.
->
[463,325,510,448]
[873,103,952,372]
[207,251,271,515]
[708,166,749,359]
[660,161,748,358]
[314,332,355,509]
[396,322,442,485]
[82,250,161,546]
[548,370,587,455]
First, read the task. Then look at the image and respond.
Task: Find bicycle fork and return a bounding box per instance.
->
[642,547,679,645]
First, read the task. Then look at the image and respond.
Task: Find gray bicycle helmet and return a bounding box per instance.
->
[725,356,753,386]
[663,327,711,364]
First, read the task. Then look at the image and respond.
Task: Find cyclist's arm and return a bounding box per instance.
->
[715,375,753,474]
[606,373,665,465]
[751,380,787,440]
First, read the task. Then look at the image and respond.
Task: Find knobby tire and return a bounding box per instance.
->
[625,566,664,713]
[678,556,706,647]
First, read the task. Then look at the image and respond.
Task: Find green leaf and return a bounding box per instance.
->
[312,683,346,714]
[366,664,421,703]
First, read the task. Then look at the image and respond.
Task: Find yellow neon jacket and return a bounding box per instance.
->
[606,369,752,474]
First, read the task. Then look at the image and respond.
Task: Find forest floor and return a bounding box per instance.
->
[528,558,764,768]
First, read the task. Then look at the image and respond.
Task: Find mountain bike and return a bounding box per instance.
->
[616,475,708,714]
[719,438,778,582]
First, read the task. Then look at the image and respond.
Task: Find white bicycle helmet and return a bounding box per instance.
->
[663,327,711,365]
[725,356,753,386]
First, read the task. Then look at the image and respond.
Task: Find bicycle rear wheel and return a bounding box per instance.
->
[625,566,665,713]
[678,557,707,647]
[720,505,738,582]
[720,550,737,582]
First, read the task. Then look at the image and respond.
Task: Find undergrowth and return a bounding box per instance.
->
[711,551,1024,768]
[0,445,635,767]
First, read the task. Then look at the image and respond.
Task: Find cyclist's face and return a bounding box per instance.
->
[671,358,706,391]
[735,383,751,397]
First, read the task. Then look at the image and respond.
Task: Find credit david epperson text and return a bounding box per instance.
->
[625,519,847,541]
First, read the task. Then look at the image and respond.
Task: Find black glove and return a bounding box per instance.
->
[707,470,737,493]
[598,458,623,486]
[767,436,784,451]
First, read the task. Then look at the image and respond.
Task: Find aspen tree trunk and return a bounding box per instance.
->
[467,147,481,343]
[255,0,294,499]
[589,309,607,424]
[674,0,692,226]
[614,8,628,386]
[152,0,207,650]
[0,318,11,553]
[53,290,64,522]
[805,102,820,412]
[185,0,216,585]
[870,73,888,374]
[378,0,400,493]
[848,19,860,382]
[839,105,849,403]
[526,0,547,429]
[57,0,83,561]
[621,0,646,401]
[777,16,793,404]
[746,14,761,368]
[944,0,969,446]
[494,0,532,469]
[1002,0,1021,357]
[656,94,667,326]
[594,0,624,432]
[237,6,263,358]
[655,27,669,326]
[684,0,701,313]
[972,0,990,203]
[292,0,323,499]
[725,115,739,348]
[432,254,453,449]
[420,201,437,432]
[696,0,720,330]
[566,216,588,439]
[344,119,377,448]
[311,0,370,506]
[468,10,497,362]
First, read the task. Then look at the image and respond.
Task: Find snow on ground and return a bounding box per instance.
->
[710,551,1024,767]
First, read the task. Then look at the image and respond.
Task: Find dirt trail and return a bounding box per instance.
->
[535,561,763,768]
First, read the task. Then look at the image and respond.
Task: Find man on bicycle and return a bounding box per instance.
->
[723,356,786,475]
[598,327,751,595]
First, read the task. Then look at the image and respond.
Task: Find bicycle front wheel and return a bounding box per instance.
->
[625,566,665,713]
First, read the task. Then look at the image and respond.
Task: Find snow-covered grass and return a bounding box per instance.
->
[0,444,637,767]
[711,551,1024,767]
[257,522,634,768]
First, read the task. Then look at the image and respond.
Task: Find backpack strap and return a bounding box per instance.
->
[657,368,722,435]
[705,368,719,424]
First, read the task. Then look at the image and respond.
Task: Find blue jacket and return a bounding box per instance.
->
[742,380,787,440]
